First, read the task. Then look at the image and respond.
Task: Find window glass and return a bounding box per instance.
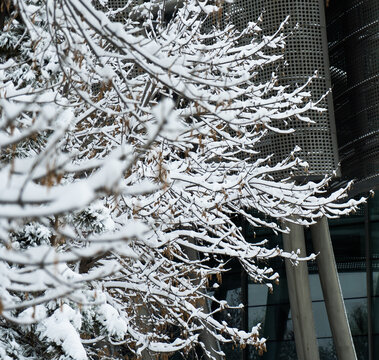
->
[345,298,368,336]
[330,224,366,258]
[248,271,289,307]
[369,196,379,222]
[371,221,379,306]
[372,257,379,297]
[309,273,324,301]
[248,340,297,360]
[372,297,379,334]
[222,344,241,360]
[318,338,336,360]
[248,304,292,342]
[339,272,367,299]
[217,286,242,360]
[225,286,241,307]
[312,301,332,338]
[213,283,242,329]
[248,306,266,329]
[222,287,242,329]
[371,222,379,256]
[374,334,379,360]
[248,283,269,307]
[353,335,369,360]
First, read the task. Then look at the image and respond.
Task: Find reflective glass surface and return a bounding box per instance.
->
[309,273,324,301]
[372,221,379,301]
[248,283,269,307]
[219,197,379,359]
[345,298,368,337]
[216,285,242,360]
[318,338,336,360]
[374,335,379,360]
[339,272,366,299]
[312,301,332,338]
[370,197,379,222]
[248,304,293,342]
[353,335,369,360]
[370,198,379,360]
[373,298,379,335]
[248,340,297,360]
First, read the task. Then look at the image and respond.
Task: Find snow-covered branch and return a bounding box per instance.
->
[0,0,364,359]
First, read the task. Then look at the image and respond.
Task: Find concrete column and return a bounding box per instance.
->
[283,222,320,360]
[311,217,357,360]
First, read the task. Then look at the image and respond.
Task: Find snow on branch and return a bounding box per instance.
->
[0,0,365,359]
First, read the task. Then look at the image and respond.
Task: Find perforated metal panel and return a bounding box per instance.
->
[326,0,379,190]
[93,0,134,22]
[219,0,340,178]
[94,0,341,178]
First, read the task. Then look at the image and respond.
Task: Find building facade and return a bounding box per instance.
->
[217,1,379,359]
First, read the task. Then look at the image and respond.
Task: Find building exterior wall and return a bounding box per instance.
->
[215,0,340,177]
[219,197,378,360]
[326,0,379,193]
[219,1,379,359]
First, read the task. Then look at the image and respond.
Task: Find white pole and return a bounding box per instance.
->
[283,221,320,360]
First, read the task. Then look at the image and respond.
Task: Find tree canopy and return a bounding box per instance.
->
[0,0,364,359]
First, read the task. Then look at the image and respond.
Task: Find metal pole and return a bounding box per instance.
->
[283,222,320,360]
[311,217,357,360]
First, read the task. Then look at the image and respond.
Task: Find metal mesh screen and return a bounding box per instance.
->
[93,0,132,22]
[216,0,340,178]
[93,0,341,178]
[326,0,379,190]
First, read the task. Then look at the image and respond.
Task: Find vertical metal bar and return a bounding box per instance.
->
[365,202,373,360]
